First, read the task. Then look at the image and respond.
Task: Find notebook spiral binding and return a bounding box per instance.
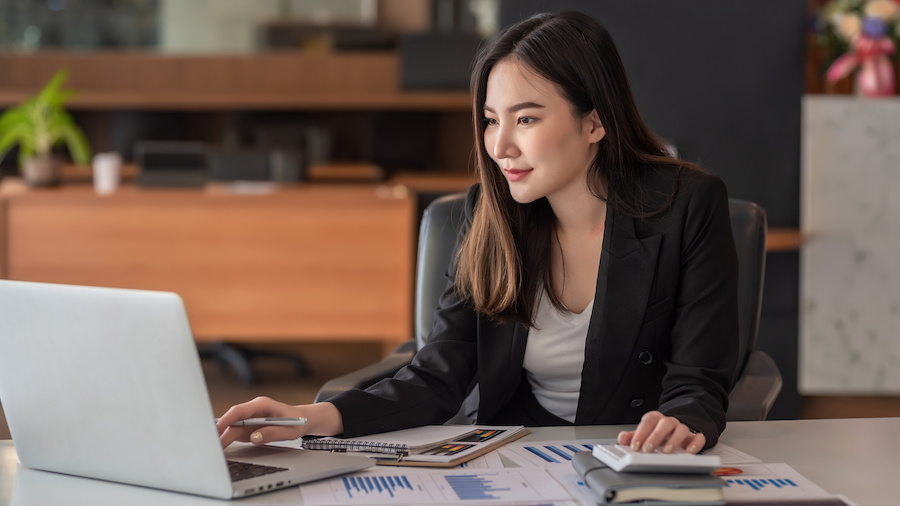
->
[302,439,410,455]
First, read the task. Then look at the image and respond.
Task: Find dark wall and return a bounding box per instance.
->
[499,1,805,419]
[500,0,806,227]
[758,252,800,419]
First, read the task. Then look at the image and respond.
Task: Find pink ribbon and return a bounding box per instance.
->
[827,35,896,97]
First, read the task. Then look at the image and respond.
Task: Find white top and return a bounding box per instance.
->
[523,290,593,422]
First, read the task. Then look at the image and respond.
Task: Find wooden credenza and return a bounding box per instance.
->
[0,183,416,353]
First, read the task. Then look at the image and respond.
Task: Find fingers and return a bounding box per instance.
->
[625,411,706,454]
[655,422,691,454]
[216,396,307,448]
[216,396,269,434]
[628,411,664,452]
[243,426,307,446]
[684,432,706,454]
[219,425,255,449]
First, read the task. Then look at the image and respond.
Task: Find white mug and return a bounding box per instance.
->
[93,152,122,195]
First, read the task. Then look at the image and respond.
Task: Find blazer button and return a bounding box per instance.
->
[639,351,653,365]
[629,398,644,408]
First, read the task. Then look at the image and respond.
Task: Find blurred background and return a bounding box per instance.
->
[1,0,898,440]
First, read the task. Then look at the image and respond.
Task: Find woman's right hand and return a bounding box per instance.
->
[216,396,344,448]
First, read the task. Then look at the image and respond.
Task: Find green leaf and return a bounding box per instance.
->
[0,108,33,133]
[55,123,92,165]
[35,70,69,107]
[47,106,75,128]
[45,89,78,109]
[0,123,34,162]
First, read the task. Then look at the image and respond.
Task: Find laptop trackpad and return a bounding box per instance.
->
[227,443,298,463]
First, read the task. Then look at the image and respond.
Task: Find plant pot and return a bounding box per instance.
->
[22,156,60,187]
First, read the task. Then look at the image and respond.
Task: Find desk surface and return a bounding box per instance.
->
[1,418,896,505]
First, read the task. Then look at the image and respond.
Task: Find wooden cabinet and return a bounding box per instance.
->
[0,51,471,111]
[0,51,477,184]
[0,184,416,353]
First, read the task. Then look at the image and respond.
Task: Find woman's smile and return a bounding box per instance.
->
[504,168,533,182]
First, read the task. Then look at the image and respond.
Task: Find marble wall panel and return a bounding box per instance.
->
[800,96,900,393]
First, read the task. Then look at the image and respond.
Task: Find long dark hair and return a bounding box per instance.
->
[455,11,697,326]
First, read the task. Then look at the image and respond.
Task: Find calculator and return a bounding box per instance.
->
[592,444,722,474]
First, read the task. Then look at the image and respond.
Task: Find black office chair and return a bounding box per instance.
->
[725,197,783,421]
[316,193,782,421]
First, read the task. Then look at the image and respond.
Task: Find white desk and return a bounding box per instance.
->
[1,418,896,505]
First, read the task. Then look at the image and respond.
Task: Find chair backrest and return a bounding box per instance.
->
[727,199,767,382]
[414,194,767,387]
[415,193,468,349]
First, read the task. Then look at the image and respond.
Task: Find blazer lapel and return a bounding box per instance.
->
[576,210,662,424]
[476,319,527,420]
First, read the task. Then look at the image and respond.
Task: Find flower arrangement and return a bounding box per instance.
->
[818,0,899,96]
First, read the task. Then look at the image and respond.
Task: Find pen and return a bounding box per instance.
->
[231,417,308,427]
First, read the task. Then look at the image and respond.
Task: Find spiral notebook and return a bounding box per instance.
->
[296,425,529,467]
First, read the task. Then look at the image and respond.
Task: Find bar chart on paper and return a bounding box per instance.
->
[499,439,615,467]
[339,474,432,503]
[721,463,834,502]
[501,439,760,468]
[299,468,572,505]
[728,477,800,491]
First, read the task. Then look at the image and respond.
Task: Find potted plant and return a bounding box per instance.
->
[0,70,92,186]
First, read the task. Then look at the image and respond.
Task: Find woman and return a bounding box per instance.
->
[218,11,738,454]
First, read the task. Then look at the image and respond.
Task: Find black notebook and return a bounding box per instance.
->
[572,451,726,505]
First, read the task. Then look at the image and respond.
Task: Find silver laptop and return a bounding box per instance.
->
[0,280,372,499]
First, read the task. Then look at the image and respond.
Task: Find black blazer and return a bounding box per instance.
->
[331,167,739,447]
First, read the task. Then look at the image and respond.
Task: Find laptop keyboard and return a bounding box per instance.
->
[227,460,289,482]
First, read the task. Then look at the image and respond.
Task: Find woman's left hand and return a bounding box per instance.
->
[616,410,705,454]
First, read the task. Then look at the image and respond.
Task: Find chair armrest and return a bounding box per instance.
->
[726,350,783,421]
[313,340,417,403]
